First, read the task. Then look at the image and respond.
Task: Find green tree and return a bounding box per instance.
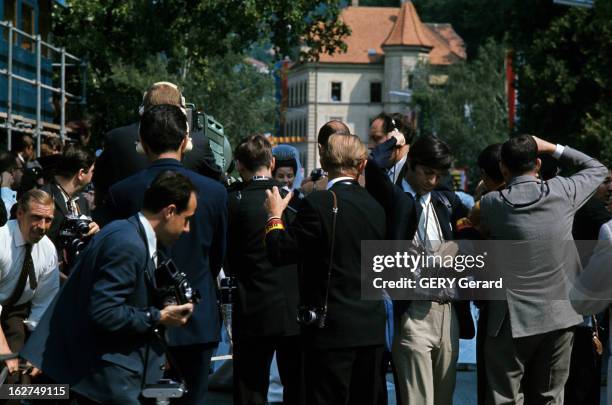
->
[411,40,508,177]
[53,0,350,142]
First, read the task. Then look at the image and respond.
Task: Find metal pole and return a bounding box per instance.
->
[36,35,42,157]
[60,48,66,144]
[7,23,13,150]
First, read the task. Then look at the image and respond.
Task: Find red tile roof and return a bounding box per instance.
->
[317,2,465,66]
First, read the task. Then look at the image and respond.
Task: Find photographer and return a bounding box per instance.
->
[40,145,99,273]
[22,171,197,405]
[264,133,386,405]
[227,135,302,405]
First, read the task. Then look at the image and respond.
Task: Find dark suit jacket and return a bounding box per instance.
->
[93,124,222,210]
[365,137,475,339]
[21,216,164,402]
[266,180,387,349]
[40,182,91,247]
[106,158,228,346]
[226,179,300,337]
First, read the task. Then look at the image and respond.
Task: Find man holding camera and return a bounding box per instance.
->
[22,171,197,404]
[40,146,99,273]
[105,96,228,404]
[265,133,387,405]
[227,134,302,405]
[0,190,59,387]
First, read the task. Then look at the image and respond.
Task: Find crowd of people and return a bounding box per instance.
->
[0,79,610,405]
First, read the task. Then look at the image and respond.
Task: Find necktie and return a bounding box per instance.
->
[4,244,37,307]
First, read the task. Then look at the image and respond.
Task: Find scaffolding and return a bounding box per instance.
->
[0,20,85,156]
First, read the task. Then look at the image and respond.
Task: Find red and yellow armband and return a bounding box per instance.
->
[265,217,285,235]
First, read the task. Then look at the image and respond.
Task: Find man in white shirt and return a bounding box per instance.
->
[0,189,59,376]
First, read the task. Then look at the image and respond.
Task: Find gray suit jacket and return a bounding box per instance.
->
[480,146,607,338]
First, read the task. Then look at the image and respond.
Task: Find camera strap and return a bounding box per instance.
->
[322,190,338,318]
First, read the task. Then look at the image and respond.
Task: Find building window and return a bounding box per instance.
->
[408,73,415,90]
[302,81,307,104]
[331,82,342,102]
[21,2,35,51]
[370,82,382,103]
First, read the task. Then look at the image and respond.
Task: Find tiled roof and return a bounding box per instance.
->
[316,2,465,66]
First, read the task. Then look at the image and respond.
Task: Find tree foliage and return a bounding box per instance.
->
[53,0,350,143]
[411,40,508,175]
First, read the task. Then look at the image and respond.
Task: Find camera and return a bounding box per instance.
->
[154,258,201,307]
[297,305,327,328]
[219,276,237,305]
[310,168,327,183]
[142,379,185,404]
[58,215,92,262]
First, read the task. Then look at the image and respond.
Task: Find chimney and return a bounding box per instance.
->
[352,0,359,6]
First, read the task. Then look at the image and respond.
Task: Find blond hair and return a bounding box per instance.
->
[320,134,368,177]
[17,189,54,213]
[142,81,185,110]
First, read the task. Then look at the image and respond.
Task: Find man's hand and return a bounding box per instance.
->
[4,358,18,374]
[531,136,557,155]
[390,129,405,147]
[23,361,41,377]
[264,186,292,218]
[85,221,100,237]
[159,303,194,327]
[0,171,13,188]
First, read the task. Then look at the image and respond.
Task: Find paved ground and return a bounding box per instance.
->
[207,369,608,405]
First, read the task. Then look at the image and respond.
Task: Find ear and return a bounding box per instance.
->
[357,159,367,174]
[163,204,177,220]
[534,157,542,174]
[270,157,276,173]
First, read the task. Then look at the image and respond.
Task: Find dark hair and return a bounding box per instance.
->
[317,120,350,146]
[408,135,452,171]
[142,171,197,214]
[374,112,416,145]
[234,134,273,172]
[477,143,503,183]
[54,145,95,178]
[0,152,17,173]
[272,159,297,176]
[13,134,33,153]
[139,104,188,155]
[500,135,537,176]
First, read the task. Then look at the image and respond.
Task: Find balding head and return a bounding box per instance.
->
[317,120,351,146]
[141,81,186,113]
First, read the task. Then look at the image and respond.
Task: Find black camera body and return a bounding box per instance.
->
[297,305,327,329]
[310,168,327,183]
[58,215,92,260]
[154,258,201,308]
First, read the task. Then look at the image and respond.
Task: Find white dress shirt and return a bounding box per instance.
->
[138,212,157,266]
[387,154,407,184]
[0,187,17,215]
[326,176,355,190]
[401,179,444,251]
[0,220,59,330]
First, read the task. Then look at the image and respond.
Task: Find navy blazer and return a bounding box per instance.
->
[21,216,165,401]
[106,158,228,345]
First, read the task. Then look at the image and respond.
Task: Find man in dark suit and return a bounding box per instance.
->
[39,146,99,272]
[93,82,221,212]
[365,134,474,405]
[368,112,415,187]
[21,171,197,404]
[105,104,228,404]
[265,133,387,405]
[227,134,302,405]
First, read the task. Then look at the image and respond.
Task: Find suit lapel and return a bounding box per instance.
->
[50,184,69,216]
[431,193,453,240]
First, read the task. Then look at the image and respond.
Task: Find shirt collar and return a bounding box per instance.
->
[401,179,431,204]
[137,212,157,261]
[326,176,355,190]
[11,220,27,248]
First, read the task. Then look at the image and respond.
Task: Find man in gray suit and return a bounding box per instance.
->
[479,134,608,404]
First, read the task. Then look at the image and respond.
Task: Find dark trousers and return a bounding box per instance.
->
[304,344,385,405]
[0,303,31,405]
[564,326,601,405]
[233,334,303,405]
[167,344,216,405]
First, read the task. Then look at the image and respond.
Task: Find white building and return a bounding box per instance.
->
[280,1,465,172]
